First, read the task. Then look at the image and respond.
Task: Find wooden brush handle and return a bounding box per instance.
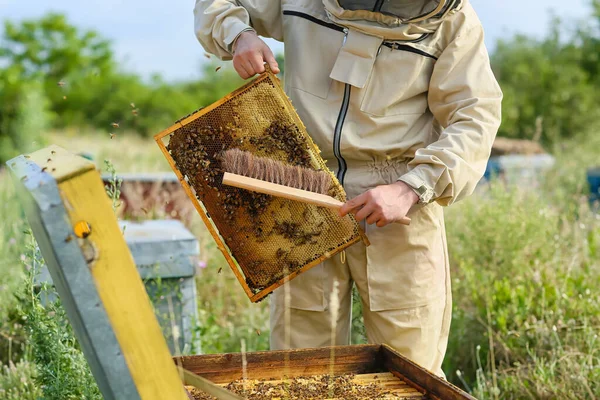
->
[223,173,411,226]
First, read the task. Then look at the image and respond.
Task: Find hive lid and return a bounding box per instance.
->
[120,220,199,267]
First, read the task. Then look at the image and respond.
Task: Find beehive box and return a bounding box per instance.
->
[120,219,200,354]
[176,344,475,400]
[155,70,368,303]
[36,218,200,355]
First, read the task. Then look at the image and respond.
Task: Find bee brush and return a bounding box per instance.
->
[220,149,411,226]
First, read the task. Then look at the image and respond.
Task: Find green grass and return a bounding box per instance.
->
[0,131,598,398]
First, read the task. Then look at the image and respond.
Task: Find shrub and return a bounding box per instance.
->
[444,136,600,398]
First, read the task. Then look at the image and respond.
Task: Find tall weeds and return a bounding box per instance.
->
[444,134,600,398]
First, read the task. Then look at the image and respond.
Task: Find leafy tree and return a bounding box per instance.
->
[0,13,114,118]
[492,21,600,143]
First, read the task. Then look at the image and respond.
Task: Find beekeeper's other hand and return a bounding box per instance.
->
[339,182,419,227]
[232,30,280,79]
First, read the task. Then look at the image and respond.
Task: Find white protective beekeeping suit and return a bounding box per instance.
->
[194,0,502,377]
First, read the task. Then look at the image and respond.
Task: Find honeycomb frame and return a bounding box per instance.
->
[154,69,368,303]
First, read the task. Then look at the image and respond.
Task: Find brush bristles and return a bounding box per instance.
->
[221,149,332,195]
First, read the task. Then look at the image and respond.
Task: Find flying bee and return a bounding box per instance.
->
[111,122,119,128]
[57,81,66,87]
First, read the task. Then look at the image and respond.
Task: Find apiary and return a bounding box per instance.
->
[36,218,200,355]
[176,344,475,400]
[155,69,368,303]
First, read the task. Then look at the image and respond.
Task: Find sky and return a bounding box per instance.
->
[0,0,592,82]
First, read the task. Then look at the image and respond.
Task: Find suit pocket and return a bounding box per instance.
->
[284,263,326,311]
[359,45,435,117]
[365,202,446,311]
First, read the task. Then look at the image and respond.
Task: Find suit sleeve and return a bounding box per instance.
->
[194,0,283,60]
[398,24,502,206]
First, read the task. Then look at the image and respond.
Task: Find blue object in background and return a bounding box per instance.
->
[588,167,600,208]
[483,157,503,180]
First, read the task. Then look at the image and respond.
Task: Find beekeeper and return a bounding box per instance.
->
[194,0,502,377]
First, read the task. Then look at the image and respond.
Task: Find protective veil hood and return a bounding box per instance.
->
[322,0,463,41]
[324,0,463,88]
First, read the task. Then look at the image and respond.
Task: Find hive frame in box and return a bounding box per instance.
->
[154,70,368,303]
[176,344,477,400]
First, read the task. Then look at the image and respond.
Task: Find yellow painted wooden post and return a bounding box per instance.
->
[8,145,189,400]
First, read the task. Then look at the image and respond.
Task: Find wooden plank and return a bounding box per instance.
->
[57,168,189,400]
[177,367,243,400]
[7,155,140,400]
[175,345,383,384]
[381,344,475,400]
[154,122,184,141]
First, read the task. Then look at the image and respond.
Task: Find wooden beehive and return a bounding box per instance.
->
[7,145,190,400]
[176,344,476,400]
[154,69,368,303]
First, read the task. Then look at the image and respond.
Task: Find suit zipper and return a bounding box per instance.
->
[372,0,385,12]
[333,30,351,186]
[333,31,352,186]
[334,83,351,186]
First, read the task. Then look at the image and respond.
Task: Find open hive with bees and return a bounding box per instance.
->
[155,69,367,302]
[177,344,476,400]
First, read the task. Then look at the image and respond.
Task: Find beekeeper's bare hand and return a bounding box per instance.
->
[339,182,418,227]
[232,30,280,79]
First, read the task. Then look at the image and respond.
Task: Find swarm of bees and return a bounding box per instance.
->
[249,120,312,168]
[273,221,321,246]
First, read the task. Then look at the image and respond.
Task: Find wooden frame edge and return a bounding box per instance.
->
[381,344,477,400]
